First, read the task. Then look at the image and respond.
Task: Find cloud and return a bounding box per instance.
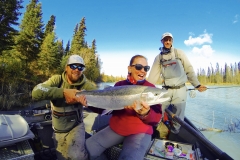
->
[192,45,215,58]
[184,30,213,46]
[233,14,239,24]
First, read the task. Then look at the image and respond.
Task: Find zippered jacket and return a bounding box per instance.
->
[32,72,97,132]
[32,72,96,102]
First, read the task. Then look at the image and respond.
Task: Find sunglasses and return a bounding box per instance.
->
[69,64,85,71]
[131,64,150,72]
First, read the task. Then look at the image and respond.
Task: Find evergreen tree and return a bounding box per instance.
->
[236,62,240,84]
[91,39,97,54]
[223,63,228,83]
[57,40,65,58]
[75,47,97,82]
[70,17,87,53]
[37,31,58,77]
[74,23,78,34]
[15,0,44,63]
[44,15,55,37]
[215,63,223,83]
[0,0,23,54]
[65,40,70,55]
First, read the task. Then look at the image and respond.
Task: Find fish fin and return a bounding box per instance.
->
[101,109,113,116]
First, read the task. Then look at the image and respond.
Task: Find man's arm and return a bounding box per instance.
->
[32,76,64,100]
[177,49,201,87]
[148,54,162,84]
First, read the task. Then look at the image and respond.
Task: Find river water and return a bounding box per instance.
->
[98,83,240,159]
[185,85,240,160]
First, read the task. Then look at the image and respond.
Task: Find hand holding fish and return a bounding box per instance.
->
[63,89,88,106]
[63,89,79,104]
[124,101,150,116]
[76,94,88,107]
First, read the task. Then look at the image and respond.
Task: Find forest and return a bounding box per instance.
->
[0,0,239,110]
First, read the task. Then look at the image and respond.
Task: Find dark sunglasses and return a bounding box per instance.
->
[131,64,150,72]
[69,64,85,71]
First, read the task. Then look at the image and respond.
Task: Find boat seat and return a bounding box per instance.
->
[0,114,34,147]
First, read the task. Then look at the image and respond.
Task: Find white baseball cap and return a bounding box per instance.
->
[67,55,85,66]
[161,32,173,40]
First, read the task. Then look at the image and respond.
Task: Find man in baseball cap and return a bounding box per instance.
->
[148,32,207,134]
[32,54,96,160]
[161,32,173,40]
[67,55,85,66]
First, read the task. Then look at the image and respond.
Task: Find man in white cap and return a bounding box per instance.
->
[148,32,207,134]
[32,54,97,160]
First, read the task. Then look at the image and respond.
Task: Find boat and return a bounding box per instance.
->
[0,103,233,160]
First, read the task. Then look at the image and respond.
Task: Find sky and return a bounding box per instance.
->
[20,0,240,77]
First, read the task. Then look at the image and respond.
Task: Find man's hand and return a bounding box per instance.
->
[197,85,207,92]
[63,89,88,106]
[76,94,88,106]
[63,89,78,104]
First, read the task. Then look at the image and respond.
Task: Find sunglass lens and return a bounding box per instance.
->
[144,66,150,72]
[78,66,84,71]
[70,64,84,71]
[135,64,143,70]
[134,64,150,72]
[70,64,77,70]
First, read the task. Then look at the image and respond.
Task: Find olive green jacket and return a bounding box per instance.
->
[32,72,97,111]
[32,72,97,132]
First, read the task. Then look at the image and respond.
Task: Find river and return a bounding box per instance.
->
[98,83,240,159]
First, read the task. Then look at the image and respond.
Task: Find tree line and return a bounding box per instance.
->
[0,0,239,110]
[197,63,240,85]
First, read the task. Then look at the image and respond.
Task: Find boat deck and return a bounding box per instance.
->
[0,140,34,160]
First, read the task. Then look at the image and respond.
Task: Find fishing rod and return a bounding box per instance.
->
[187,86,240,91]
[187,86,240,98]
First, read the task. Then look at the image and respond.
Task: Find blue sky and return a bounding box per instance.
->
[21,0,240,77]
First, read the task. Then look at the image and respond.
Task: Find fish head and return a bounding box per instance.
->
[141,87,170,105]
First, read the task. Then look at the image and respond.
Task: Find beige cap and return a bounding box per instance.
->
[161,32,173,40]
[67,55,85,66]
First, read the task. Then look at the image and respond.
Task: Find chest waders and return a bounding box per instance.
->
[160,49,187,89]
[159,49,188,133]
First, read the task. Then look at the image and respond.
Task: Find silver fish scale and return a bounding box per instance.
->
[78,85,150,96]
[85,94,140,110]
[76,85,167,110]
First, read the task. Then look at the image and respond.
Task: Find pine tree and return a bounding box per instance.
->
[37,32,58,77]
[57,40,65,58]
[65,40,70,55]
[0,0,23,54]
[15,0,44,63]
[70,17,87,54]
[44,15,55,37]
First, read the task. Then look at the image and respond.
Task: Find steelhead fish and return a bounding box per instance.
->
[76,85,169,112]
